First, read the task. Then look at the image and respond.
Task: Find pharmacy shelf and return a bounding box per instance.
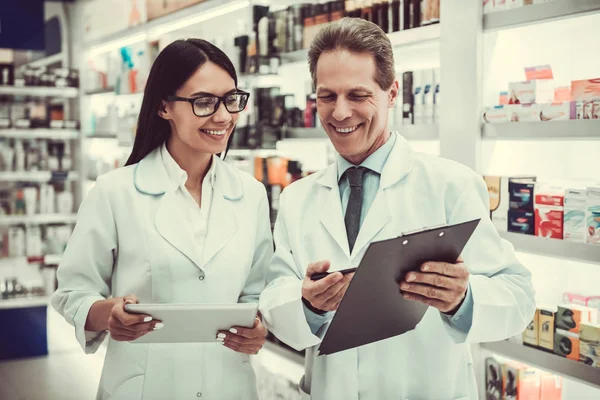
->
[85,132,119,139]
[0,171,79,182]
[84,87,116,96]
[0,255,62,266]
[481,341,600,390]
[283,125,439,140]
[484,0,600,31]
[483,121,600,140]
[499,232,600,265]
[0,214,78,226]
[0,296,50,310]
[0,86,78,98]
[281,24,441,65]
[0,129,79,140]
[398,124,439,140]
[83,0,246,51]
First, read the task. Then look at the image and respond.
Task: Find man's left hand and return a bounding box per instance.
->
[398,258,469,314]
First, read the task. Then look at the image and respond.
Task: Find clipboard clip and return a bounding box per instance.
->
[400,223,448,237]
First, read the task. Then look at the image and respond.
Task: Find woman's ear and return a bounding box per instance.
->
[157,100,170,120]
[388,80,399,108]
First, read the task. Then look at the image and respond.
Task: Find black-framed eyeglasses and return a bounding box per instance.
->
[166,90,250,117]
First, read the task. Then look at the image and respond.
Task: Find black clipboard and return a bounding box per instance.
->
[317,218,481,356]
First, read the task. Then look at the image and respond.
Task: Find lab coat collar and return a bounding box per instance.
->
[133,145,244,201]
[316,133,414,190]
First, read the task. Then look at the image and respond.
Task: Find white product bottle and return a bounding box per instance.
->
[56,189,73,215]
[14,139,25,172]
[412,70,424,125]
[23,186,38,216]
[433,68,441,124]
[422,69,435,125]
[61,141,72,170]
[39,184,55,214]
[26,226,43,257]
[8,227,25,257]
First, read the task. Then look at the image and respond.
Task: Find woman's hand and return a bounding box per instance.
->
[108,295,162,342]
[217,317,267,355]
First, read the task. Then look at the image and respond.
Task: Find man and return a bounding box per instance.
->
[259,18,535,400]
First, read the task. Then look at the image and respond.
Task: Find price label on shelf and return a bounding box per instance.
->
[50,171,69,181]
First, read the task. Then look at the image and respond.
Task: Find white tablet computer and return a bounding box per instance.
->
[124,303,258,344]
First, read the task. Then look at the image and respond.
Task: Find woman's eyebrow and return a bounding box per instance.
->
[189,88,238,97]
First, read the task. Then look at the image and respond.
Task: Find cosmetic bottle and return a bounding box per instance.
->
[372,0,381,26]
[380,0,390,33]
[391,0,401,32]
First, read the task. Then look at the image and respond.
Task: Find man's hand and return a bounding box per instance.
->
[302,260,354,312]
[399,258,469,314]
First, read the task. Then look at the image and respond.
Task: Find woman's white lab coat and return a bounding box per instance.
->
[51,147,273,400]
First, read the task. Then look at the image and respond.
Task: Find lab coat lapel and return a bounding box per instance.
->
[316,165,351,259]
[203,158,240,266]
[155,190,205,272]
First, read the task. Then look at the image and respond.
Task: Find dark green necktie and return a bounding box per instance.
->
[344,167,366,253]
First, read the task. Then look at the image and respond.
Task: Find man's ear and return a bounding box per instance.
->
[388,80,399,108]
[157,100,170,120]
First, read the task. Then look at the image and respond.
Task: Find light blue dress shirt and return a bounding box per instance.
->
[303,132,474,335]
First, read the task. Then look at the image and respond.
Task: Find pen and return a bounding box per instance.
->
[310,267,358,281]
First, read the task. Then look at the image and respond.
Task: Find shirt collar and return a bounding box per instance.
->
[337,131,398,181]
[160,143,216,189]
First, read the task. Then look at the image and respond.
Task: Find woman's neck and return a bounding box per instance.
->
[166,137,213,190]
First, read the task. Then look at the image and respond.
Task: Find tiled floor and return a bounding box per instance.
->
[0,307,105,400]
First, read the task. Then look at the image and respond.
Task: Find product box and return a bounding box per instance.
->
[539,373,562,400]
[502,362,541,400]
[563,292,600,312]
[555,305,597,333]
[483,106,510,123]
[580,323,600,367]
[509,180,535,211]
[571,78,600,102]
[485,357,502,400]
[534,185,564,239]
[586,187,600,245]
[484,176,509,232]
[523,308,539,347]
[524,65,554,81]
[553,86,571,102]
[508,210,535,235]
[540,102,571,121]
[538,307,556,352]
[554,330,580,361]
[564,188,587,242]
[508,103,542,122]
[508,80,554,104]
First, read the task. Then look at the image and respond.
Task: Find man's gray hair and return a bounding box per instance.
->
[308,17,395,90]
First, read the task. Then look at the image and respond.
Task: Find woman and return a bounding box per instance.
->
[51,39,273,400]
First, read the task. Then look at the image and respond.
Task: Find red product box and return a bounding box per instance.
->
[535,205,564,239]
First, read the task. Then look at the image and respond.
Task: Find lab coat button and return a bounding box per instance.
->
[196,392,202,398]
[198,275,205,281]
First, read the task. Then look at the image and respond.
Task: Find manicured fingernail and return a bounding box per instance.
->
[216,337,224,342]
[124,300,134,304]
[404,295,411,299]
[217,333,226,339]
[143,317,152,322]
[423,265,430,271]
[153,323,164,330]
[401,283,410,290]
[407,274,415,282]
[229,328,238,334]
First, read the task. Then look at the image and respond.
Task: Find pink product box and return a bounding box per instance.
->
[541,102,572,121]
[509,104,541,122]
[571,78,600,102]
[509,80,554,104]
[483,106,509,123]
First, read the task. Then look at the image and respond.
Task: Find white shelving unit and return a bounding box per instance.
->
[0,86,78,98]
[484,0,600,31]
[0,171,79,182]
[0,296,50,310]
[500,232,600,265]
[281,23,440,65]
[481,341,600,390]
[482,120,600,140]
[0,129,80,140]
[0,214,78,227]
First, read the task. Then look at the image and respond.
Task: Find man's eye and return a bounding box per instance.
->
[318,95,335,101]
[350,95,368,100]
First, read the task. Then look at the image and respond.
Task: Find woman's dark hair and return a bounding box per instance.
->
[125,39,238,166]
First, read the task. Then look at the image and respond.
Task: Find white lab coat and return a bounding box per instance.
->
[259,135,536,400]
[51,147,273,400]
